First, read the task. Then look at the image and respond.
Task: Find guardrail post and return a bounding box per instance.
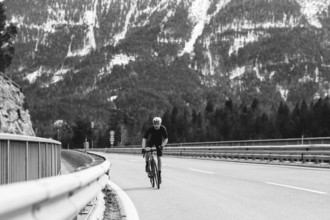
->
[7,140,10,184]
[54,144,57,175]
[51,144,53,176]
[46,143,48,177]
[38,142,41,178]
[25,141,29,181]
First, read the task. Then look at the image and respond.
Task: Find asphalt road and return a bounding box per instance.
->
[99,153,330,220]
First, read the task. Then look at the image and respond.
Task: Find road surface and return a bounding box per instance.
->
[98,153,330,220]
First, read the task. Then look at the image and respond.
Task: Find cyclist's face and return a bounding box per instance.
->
[153,122,161,130]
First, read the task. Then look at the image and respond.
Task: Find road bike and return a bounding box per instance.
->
[143,147,160,189]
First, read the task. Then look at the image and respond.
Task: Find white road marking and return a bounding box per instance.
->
[107,180,140,220]
[189,168,216,175]
[265,182,327,195]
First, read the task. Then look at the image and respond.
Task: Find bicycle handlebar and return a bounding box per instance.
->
[142,147,158,158]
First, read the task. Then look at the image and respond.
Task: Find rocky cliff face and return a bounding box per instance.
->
[0,73,35,136]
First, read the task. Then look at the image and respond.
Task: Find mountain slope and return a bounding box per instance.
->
[2,0,330,143]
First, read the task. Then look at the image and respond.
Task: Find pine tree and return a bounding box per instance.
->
[0,3,17,73]
[71,119,90,149]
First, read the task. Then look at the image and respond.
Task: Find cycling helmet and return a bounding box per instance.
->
[152,117,162,124]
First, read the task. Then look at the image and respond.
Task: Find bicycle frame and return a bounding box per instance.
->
[143,147,160,189]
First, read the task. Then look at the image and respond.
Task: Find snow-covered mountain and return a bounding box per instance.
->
[2,0,330,142]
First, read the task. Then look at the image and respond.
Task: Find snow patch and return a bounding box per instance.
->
[269,71,276,79]
[228,31,261,56]
[52,68,70,84]
[180,0,211,55]
[101,0,113,13]
[230,66,246,80]
[140,0,171,26]
[25,67,43,83]
[179,0,232,56]
[25,66,68,86]
[10,15,24,27]
[276,85,289,101]
[108,96,118,102]
[296,0,329,28]
[99,54,135,76]
[114,1,138,45]
[66,6,98,57]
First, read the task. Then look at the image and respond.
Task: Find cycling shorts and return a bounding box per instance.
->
[156,146,163,157]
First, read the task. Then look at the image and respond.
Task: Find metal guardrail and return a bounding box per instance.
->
[0,133,61,185]
[0,159,110,220]
[123,137,330,148]
[95,144,330,167]
[62,149,106,171]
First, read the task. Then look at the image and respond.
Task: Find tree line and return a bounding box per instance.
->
[0,3,17,73]
[161,97,330,143]
[55,97,330,148]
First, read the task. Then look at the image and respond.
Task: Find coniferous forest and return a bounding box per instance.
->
[58,97,330,149]
[161,98,330,143]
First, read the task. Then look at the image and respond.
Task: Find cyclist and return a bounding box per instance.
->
[142,116,168,183]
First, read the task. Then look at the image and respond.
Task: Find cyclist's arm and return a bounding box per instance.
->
[161,126,168,148]
[161,138,168,148]
[142,128,150,149]
[142,138,147,149]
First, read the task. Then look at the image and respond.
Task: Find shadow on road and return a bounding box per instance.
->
[122,186,158,192]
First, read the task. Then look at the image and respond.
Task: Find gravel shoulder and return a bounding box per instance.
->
[102,187,123,220]
[61,158,123,220]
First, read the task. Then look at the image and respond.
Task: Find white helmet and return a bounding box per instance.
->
[152,117,162,124]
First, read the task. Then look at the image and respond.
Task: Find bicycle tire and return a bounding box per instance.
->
[149,161,155,187]
[150,175,154,187]
[151,159,158,188]
[154,162,160,189]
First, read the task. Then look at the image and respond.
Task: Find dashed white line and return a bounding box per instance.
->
[265,182,327,195]
[189,168,216,175]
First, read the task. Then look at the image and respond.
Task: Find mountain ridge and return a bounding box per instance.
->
[2,0,330,143]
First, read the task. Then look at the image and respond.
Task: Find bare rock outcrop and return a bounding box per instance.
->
[0,73,35,136]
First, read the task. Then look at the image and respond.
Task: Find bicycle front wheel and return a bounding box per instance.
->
[153,160,160,189]
[149,161,155,187]
[150,175,154,187]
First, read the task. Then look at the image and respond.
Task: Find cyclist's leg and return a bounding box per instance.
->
[157,155,162,183]
[145,152,151,172]
[157,155,162,171]
[156,148,163,183]
[156,147,163,171]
